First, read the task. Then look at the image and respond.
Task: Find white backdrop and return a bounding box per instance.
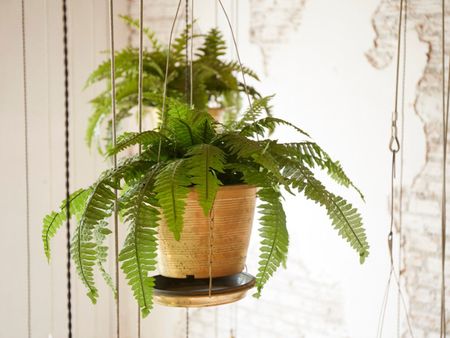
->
[0,0,432,337]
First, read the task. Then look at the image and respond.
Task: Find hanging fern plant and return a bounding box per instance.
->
[85,16,263,153]
[43,93,369,317]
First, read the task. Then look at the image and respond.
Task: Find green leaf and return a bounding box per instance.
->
[254,187,289,298]
[240,117,310,138]
[155,159,191,240]
[107,131,167,157]
[187,144,225,215]
[42,188,91,261]
[119,169,160,317]
[281,157,369,262]
[94,221,116,295]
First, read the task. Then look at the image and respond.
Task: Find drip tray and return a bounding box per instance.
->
[153,272,256,307]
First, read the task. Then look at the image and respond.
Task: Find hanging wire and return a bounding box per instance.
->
[441,1,449,336]
[157,0,183,162]
[190,0,194,107]
[61,0,73,337]
[216,0,253,112]
[20,0,31,337]
[377,0,415,336]
[396,0,408,336]
[107,1,120,337]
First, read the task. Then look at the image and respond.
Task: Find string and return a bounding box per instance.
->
[441,0,449,336]
[137,0,144,336]
[107,1,120,337]
[21,0,31,336]
[185,0,189,104]
[61,0,73,337]
[190,0,194,107]
[216,0,253,112]
[397,0,408,336]
[157,0,183,162]
[377,0,415,336]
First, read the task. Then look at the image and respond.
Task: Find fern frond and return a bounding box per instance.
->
[187,144,225,215]
[107,131,167,156]
[94,221,115,295]
[240,117,310,138]
[254,187,289,298]
[275,142,364,200]
[120,170,160,317]
[220,133,284,183]
[155,159,191,240]
[42,188,91,261]
[119,15,162,51]
[234,96,274,130]
[281,158,369,262]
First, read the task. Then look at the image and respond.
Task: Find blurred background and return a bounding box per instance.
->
[0,0,448,337]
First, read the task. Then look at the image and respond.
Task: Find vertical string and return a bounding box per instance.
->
[185,0,189,104]
[397,0,408,336]
[107,1,120,337]
[137,0,144,336]
[216,0,253,112]
[61,0,73,337]
[377,0,415,336]
[20,0,31,337]
[441,1,449,336]
[157,0,183,162]
[190,0,194,107]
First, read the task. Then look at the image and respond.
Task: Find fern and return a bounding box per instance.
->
[280,157,369,262]
[107,130,167,156]
[155,159,191,240]
[187,144,225,215]
[94,221,115,295]
[119,169,159,317]
[275,142,364,200]
[254,187,289,298]
[233,96,273,130]
[119,15,162,51]
[42,188,91,261]
[240,117,310,139]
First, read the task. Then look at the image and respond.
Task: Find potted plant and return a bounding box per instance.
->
[42,89,369,316]
[85,16,263,153]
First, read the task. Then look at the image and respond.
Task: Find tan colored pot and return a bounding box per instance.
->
[208,107,224,121]
[158,184,256,278]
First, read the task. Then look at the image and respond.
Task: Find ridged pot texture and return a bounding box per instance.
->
[158,184,257,278]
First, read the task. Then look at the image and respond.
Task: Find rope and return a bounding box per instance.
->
[61,0,73,336]
[190,0,194,107]
[185,0,189,104]
[21,0,31,336]
[137,0,144,335]
[107,1,120,337]
[157,0,183,162]
[441,1,449,336]
[377,0,415,336]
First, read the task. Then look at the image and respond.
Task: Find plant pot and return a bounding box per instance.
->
[208,107,224,120]
[158,184,256,278]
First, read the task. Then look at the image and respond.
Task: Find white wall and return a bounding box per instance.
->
[0,0,435,337]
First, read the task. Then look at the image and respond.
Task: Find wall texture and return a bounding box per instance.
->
[368,1,450,337]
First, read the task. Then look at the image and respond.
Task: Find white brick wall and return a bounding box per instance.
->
[368,0,450,336]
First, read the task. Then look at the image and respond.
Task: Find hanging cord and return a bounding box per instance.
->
[21,0,31,337]
[137,0,144,336]
[377,0,415,336]
[107,1,120,337]
[441,1,449,336]
[216,0,253,112]
[185,0,189,104]
[397,0,408,336]
[61,0,73,337]
[157,0,183,162]
[190,0,194,107]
